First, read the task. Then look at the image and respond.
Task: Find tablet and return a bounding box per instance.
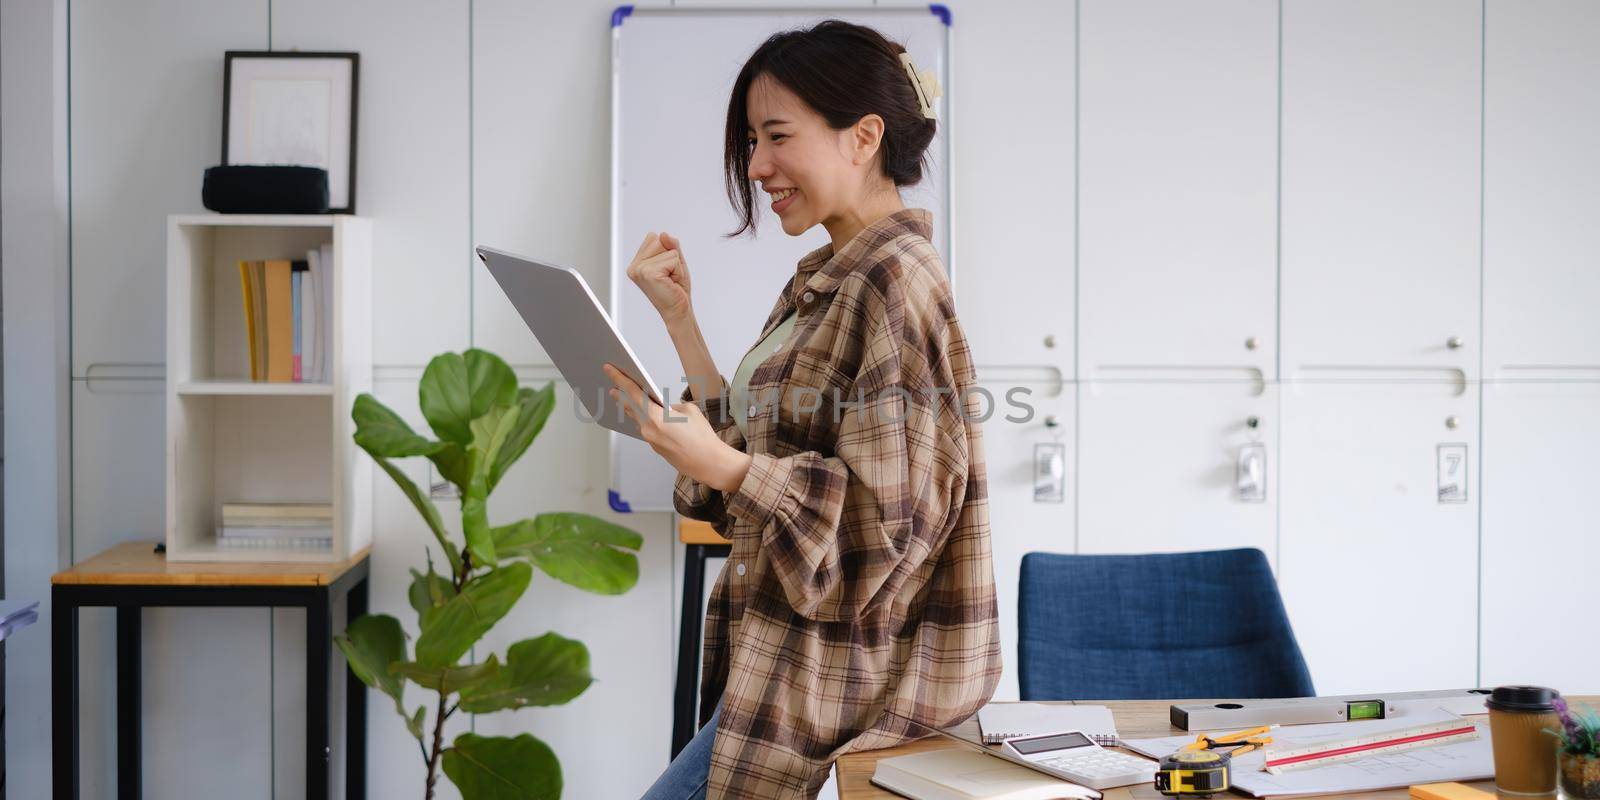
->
[476,246,664,442]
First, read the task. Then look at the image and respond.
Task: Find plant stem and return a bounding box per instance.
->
[423,690,450,800]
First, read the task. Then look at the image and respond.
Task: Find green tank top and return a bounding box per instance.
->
[730,311,799,438]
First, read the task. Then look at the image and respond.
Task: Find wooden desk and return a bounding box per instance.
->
[839,697,1597,799]
[52,542,370,800]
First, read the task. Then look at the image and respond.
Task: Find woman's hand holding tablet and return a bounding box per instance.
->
[603,363,752,494]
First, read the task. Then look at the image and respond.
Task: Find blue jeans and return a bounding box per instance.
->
[641,704,721,800]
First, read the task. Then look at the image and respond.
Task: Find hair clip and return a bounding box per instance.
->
[899,52,942,120]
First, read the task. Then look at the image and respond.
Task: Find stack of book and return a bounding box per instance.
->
[237,243,332,383]
[218,502,333,551]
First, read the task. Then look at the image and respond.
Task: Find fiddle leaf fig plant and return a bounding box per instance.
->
[336,348,642,800]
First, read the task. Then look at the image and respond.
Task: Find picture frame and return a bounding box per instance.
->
[223,51,360,214]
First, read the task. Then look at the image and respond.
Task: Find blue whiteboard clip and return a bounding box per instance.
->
[612,5,634,28]
[608,489,633,513]
[929,4,952,26]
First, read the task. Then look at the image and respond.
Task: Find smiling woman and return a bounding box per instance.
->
[622,18,998,800]
[722,19,939,243]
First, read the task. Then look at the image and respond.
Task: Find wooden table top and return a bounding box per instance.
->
[52,542,370,587]
[838,696,1593,800]
[679,518,731,546]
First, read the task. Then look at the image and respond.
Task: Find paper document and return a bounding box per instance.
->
[1121,709,1493,797]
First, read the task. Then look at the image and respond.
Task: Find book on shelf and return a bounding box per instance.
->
[292,261,305,381]
[217,535,332,551]
[232,250,330,384]
[219,501,332,550]
[221,501,333,520]
[319,242,333,381]
[220,525,332,539]
[221,526,331,539]
[237,261,261,380]
[265,259,293,381]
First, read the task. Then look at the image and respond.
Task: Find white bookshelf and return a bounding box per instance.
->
[165,214,373,562]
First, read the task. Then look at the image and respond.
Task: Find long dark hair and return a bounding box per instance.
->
[723,20,937,237]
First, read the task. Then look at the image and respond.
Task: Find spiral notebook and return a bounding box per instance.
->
[977,703,1120,746]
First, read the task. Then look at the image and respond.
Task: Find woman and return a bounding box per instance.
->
[604,19,1001,800]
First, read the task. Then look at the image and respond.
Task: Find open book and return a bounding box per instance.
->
[871,748,1102,800]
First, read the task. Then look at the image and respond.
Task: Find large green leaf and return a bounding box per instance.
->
[390,655,500,695]
[442,733,561,800]
[407,561,457,617]
[419,349,518,446]
[351,394,445,459]
[461,492,495,568]
[426,441,473,493]
[334,614,408,721]
[457,633,593,714]
[492,513,643,595]
[415,562,532,668]
[487,384,556,493]
[372,456,462,576]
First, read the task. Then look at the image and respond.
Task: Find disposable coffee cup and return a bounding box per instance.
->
[1486,685,1560,796]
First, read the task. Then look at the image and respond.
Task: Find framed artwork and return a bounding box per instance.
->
[223,51,360,213]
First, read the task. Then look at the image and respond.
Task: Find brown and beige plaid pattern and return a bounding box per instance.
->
[674,208,1002,798]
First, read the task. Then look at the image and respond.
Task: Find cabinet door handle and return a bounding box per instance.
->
[1447,336,1464,350]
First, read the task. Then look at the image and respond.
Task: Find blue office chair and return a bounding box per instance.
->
[1017,548,1315,700]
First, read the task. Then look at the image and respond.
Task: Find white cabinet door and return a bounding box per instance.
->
[68,0,265,376]
[1279,383,1478,694]
[1078,0,1277,378]
[1078,382,1278,559]
[71,380,272,798]
[1481,382,1600,693]
[954,0,1075,378]
[271,0,472,368]
[1483,1,1600,376]
[976,380,1075,702]
[1280,0,1481,378]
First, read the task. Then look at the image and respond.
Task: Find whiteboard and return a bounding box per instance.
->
[609,5,954,511]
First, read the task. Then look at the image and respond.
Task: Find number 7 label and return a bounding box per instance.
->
[1437,443,1468,504]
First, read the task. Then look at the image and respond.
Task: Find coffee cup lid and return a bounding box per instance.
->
[1486,685,1558,712]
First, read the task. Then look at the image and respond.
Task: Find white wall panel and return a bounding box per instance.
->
[273,0,473,368]
[1078,382,1277,559]
[1280,0,1481,378]
[470,0,667,366]
[2,2,71,796]
[1078,0,1277,377]
[975,379,1074,702]
[1279,382,1478,694]
[952,0,1074,377]
[71,379,272,798]
[1481,382,1600,693]
[68,0,266,375]
[1483,0,1600,376]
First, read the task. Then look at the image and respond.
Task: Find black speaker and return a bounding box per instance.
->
[201,165,330,214]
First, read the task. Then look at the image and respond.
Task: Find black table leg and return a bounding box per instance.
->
[52,586,80,800]
[672,543,729,759]
[306,588,332,800]
[345,577,368,799]
[117,606,142,799]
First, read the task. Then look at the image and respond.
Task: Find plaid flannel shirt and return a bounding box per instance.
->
[674,208,1002,798]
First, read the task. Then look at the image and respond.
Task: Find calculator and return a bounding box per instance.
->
[1000,730,1156,789]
